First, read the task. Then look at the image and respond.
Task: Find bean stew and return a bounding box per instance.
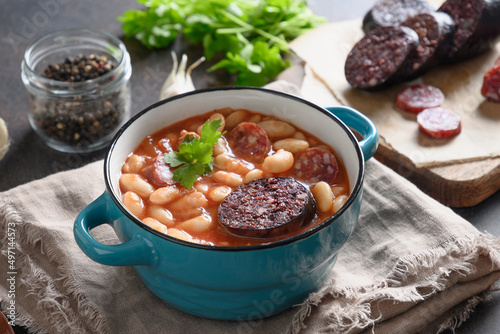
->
[118,108,350,246]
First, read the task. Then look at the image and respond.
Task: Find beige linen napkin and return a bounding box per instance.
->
[1,155,499,334]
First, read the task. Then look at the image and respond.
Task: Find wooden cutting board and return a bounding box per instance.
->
[375,138,500,207]
[288,19,500,208]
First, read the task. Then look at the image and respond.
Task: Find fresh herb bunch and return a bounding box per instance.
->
[118,0,326,86]
[164,119,224,188]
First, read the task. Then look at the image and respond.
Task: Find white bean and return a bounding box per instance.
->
[307,137,319,147]
[169,192,208,211]
[293,132,306,141]
[225,109,248,129]
[190,122,203,133]
[272,138,309,154]
[214,154,252,174]
[148,205,174,226]
[178,215,212,233]
[258,120,295,138]
[208,185,232,202]
[311,182,334,212]
[333,195,349,213]
[122,191,145,218]
[120,173,154,198]
[122,155,146,174]
[262,149,294,173]
[213,137,229,156]
[247,114,261,123]
[213,153,231,168]
[173,207,204,220]
[196,124,203,135]
[331,186,346,197]
[244,169,263,183]
[212,171,243,187]
[142,217,167,233]
[197,117,224,135]
[209,113,226,132]
[167,228,193,242]
[149,186,183,205]
[193,182,209,194]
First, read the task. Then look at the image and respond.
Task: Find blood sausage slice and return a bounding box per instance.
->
[226,122,271,163]
[438,0,500,62]
[396,84,445,114]
[401,12,456,78]
[362,0,435,33]
[292,148,339,183]
[345,26,419,90]
[417,107,462,139]
[218,177,316,238]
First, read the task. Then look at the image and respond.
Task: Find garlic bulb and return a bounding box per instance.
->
[0,117,10,161]
[160,51,205,100]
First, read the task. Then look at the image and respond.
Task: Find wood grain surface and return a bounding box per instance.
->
[375,138,500,207]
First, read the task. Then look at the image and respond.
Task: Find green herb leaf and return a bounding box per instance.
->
[200,119,224,145]
[118,0,325,86]
[163,119,223,188]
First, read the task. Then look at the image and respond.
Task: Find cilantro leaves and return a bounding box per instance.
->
[164,119,224,188]
[118,0,325,86]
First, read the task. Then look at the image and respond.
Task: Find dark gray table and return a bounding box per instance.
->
[0,1,498,333]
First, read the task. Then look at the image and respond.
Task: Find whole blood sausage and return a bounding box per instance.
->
[142,155,175,187]
[417,107,462,138]
[481,57,500,102]
[226,122,271,163]
[218,177,316,238]
[345,26,419,90]
[292,147,339,183]
[438,0,500,62]
[401,12,456,78]
[396,84,445,114]
[362,0,435,33]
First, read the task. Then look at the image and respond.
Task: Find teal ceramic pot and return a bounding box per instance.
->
[74,87,378,321]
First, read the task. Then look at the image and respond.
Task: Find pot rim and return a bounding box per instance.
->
[104,86,364,251]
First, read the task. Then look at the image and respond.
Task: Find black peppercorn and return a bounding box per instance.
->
[30,54,126,148]
[44,54,116,82]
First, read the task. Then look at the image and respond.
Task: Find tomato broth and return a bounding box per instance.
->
[119,108,350,246]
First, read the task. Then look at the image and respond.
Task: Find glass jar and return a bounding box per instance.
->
[21,28,132,153]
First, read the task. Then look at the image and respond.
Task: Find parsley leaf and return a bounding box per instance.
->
[118,0,325,86]
[200,118,224,146]
[164,119,224,188]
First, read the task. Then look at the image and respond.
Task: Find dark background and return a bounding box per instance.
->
[0,0,498,333]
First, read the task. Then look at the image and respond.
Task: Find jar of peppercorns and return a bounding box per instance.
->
[21,28,132,153]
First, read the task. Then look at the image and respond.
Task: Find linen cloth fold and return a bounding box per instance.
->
[0,158,499,334]
[1,81,499,333]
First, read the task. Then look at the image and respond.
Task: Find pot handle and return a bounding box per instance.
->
[74,192,157,267]
[325,106,379,161]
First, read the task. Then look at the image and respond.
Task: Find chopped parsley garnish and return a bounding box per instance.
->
[164,119,224,188]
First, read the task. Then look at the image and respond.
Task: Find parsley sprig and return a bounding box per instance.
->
[118,0,326,86]
[164,119,224,188]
